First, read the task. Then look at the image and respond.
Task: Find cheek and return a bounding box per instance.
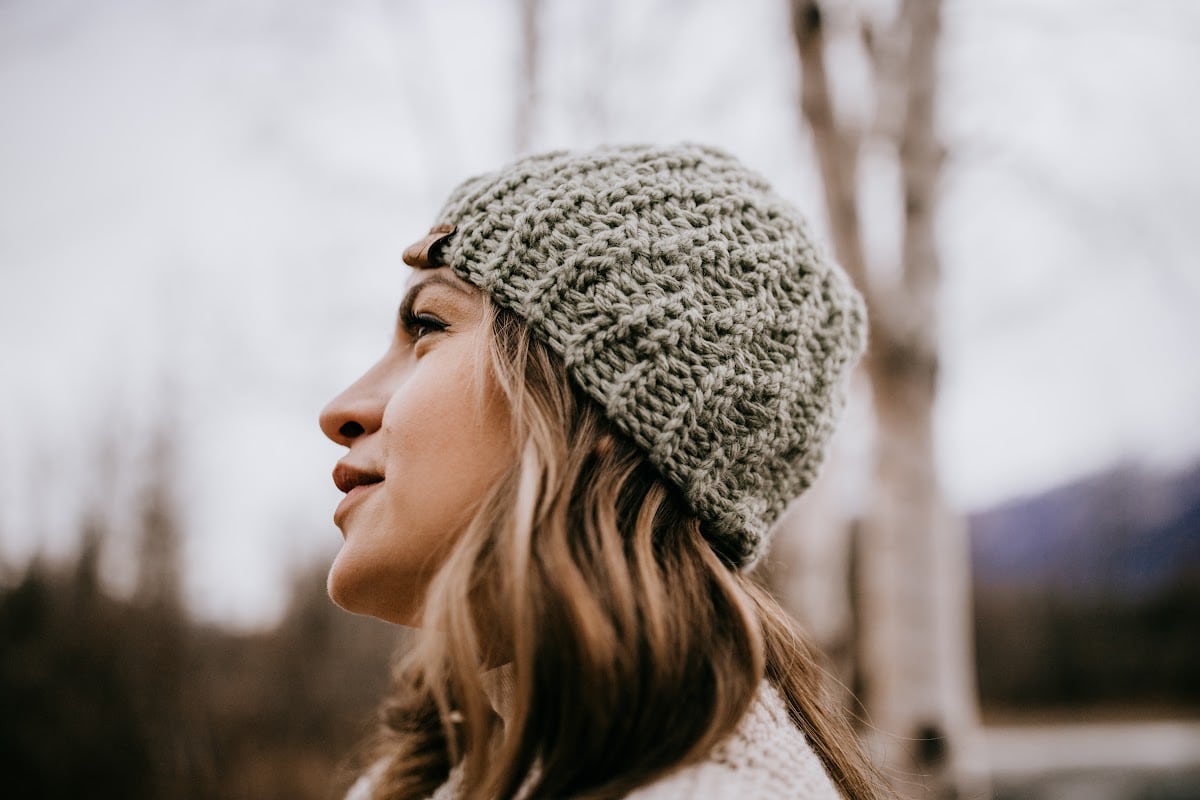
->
[328,342,513,625]
[379,354,513,539]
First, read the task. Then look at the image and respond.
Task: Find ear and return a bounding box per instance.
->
[403,224,457,268]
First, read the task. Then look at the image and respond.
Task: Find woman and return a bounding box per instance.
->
[321,144,881,799]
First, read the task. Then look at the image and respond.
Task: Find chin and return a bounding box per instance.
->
[325,557,366,616]
[325,549,376,616]
[326,552,421,626]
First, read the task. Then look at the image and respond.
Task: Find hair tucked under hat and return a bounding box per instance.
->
[411,142,866,569]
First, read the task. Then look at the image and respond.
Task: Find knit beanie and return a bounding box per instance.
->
[404,143,867,569]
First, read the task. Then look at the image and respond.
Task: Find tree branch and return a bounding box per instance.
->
[896,0,945,355]
[791,0,872,303]
[515,0,540,154]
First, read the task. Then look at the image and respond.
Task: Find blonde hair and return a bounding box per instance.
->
[365,303,883,799]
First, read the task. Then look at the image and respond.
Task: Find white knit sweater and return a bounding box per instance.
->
[347,677,843,799]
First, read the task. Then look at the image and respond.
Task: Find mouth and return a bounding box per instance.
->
[333,462,384,494]
[332,462,384,527]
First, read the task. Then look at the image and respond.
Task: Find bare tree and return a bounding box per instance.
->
[788,1,986,796]
[515,0,541,154]
[133,427,184,615]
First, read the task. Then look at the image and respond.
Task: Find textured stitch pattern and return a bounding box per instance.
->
[430,143,867,568]
[345,681,844,800]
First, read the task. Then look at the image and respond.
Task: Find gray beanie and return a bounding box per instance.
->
[406,143,866,569]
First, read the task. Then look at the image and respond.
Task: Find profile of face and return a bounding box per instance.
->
[319,267,513,625]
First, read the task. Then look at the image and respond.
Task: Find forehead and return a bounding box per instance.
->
[405,266,477,296]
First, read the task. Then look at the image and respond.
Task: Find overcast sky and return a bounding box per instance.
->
[1,0,1197,627]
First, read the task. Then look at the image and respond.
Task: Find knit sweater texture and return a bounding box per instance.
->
[345,679,843,800]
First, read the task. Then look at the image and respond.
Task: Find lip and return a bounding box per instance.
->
[331,462,385,528]
[333,480,383,528]
[333,462,383,494]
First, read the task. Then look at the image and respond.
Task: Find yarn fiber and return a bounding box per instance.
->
[428,143,866,568]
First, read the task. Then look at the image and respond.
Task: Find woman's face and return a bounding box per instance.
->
[319,267,513,625]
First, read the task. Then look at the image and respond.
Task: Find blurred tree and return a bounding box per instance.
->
[126,425,206,798]
[0,513,395,799]
[0,546,153,798]
[515,0,542,153]
[786,0,985,796]
[132,428,183,614]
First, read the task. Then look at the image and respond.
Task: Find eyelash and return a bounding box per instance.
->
[401,308,449,342]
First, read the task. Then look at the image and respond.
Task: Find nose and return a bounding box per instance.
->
[319,359,392,447]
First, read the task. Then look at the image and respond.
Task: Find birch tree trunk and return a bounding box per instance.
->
[515,0,541,154]
[789,1,988,796]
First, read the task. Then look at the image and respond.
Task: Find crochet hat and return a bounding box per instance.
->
[405,143,866,569]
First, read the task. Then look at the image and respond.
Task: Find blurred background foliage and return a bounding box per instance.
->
[1,512,396,799]
[2,442,1196,797]
[971,461,1200,716]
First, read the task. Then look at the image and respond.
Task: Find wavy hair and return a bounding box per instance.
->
[364,303,882,800]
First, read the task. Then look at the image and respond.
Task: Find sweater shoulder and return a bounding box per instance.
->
[349,683,844,800]
[624,682,843,799]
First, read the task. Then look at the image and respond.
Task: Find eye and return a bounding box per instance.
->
[401,309,449,342]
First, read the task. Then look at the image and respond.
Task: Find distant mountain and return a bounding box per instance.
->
[969,459,1200,597]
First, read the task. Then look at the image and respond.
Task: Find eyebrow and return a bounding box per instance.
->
[396,273,475,326]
